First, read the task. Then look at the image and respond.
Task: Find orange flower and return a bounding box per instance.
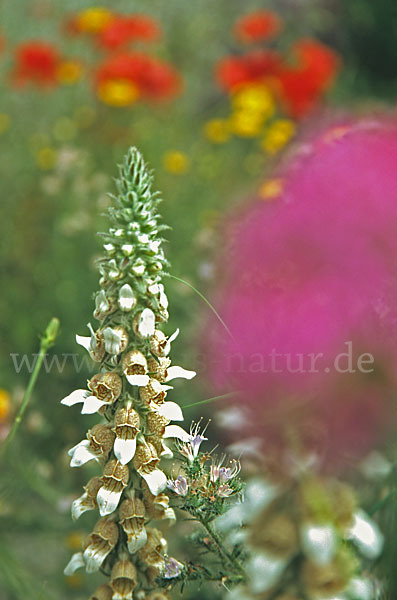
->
[96,52,181,104]
[98,15,161,50]
[234,11,282,43]
[275,39,340,118]
[216,49,282,92]
[11,41,61,87]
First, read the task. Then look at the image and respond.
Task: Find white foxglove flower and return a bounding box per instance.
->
[246,553,287,594]
[347,577,373,600]
[347,510,384,559]
[300,523,337,565]
[68,440,100,467]
[60,389,109,414]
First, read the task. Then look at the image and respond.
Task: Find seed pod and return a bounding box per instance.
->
[83,517,119,573]
[139,379,168,407]
[138,528,167,569]
[143,483,174,522]
[113,406,140,465]
[110,559,137,599]
[87,424,116,459]
[119,497,147,553]
[97,459,130,516]
[133,441,166,496]
[146,410,170,438]
[88,372,122,405]
[147,357,171,383]
[133,442,160,475]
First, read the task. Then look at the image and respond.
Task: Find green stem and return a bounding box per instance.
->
[201,519,245,578]
[0,318,59,461]
[184,391,238,409]
[166,273,235,340]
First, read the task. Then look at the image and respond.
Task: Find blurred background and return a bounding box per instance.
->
[1,0,397,598]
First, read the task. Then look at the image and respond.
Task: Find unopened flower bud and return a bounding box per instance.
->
[119,283,137,311]
[110,559,137,599]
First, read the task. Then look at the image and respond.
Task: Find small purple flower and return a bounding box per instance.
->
[217,484,234,498]
[163,556,184,579]
[167,475,188,497]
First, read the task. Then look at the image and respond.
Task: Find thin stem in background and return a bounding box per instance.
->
[0,317,60,462]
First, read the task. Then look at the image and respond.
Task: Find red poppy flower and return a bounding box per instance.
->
[98,15,161,50]
[234,10,282,43]
[276,39,340,118]
[216,49,282,91]
[11,41,60,87]
[96,52,181,102]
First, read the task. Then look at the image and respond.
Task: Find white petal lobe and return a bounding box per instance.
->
[127,527,148,553]
[141,469,167,496]
[164,425,191,442]
[166,366,196,381]
[81,395,107,414]
[97,488,123,516]
[61,389,89,407]
[158,401,184,421]
[114,437,137,465]
[126,374,150,387]
[75,335,92,351]
[64,552,85,576]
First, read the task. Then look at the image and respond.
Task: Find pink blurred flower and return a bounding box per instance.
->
[207,118,397,471]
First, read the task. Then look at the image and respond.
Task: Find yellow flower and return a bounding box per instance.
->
[57,61,83,85]
[259,178,283,201]
[232,83,275,121]
[36,147,57,170]
[163,151,190,175]
[0,114,11,135]
[98,79,140,107]
[0,389,11,422]
[229,110,264,138]
[75,7,114,33]
[262,119,296,154]
[203,119,230,144]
